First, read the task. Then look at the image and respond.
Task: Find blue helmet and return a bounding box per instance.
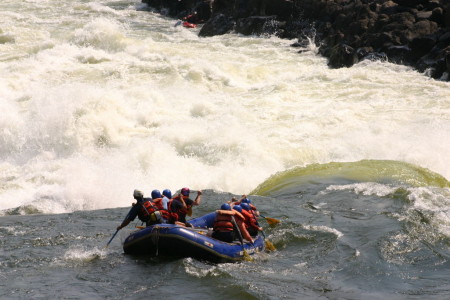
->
[233,205,242,213]
[240,203,251,211]
[162,189,172,199]
[220,203,231,210]
[241,197,251,204]
[151,189,162,199]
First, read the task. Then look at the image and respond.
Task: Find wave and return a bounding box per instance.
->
[251,160,450,196]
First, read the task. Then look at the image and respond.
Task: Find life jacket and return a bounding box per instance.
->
[139,200,170,225]
[241,209,259,231]
[213,210,245,232]
[170,195,191,215]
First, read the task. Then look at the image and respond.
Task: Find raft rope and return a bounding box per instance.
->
[151,226,161,256]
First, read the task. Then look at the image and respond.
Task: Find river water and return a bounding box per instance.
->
[1,0,450,299]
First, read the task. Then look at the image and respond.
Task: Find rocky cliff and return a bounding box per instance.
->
[142,0,450,80]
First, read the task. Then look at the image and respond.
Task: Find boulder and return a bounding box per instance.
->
[328,44,358,68]
[198,14,235,36]
[235,16,278,36]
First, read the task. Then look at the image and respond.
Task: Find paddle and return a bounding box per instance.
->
[105,206,134,248]
[251,211,276,251]
[231,216,253,261]
[260,214,280,227]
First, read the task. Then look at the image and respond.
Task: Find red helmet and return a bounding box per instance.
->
[181,187,190,196]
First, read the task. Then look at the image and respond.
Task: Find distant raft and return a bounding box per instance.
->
[122,212,264,263]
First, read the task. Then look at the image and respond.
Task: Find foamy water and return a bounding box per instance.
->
[1,0,449,214]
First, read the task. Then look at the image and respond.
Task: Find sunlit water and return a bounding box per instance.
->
[1,0,449,299]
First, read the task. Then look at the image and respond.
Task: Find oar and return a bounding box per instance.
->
[105,206,134,248]
[231,216,253,261]
[260,214,280,227]
[251,211,276,251]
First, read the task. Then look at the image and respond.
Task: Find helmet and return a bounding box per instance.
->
[133,189,144,199]
[233,205,242,213]
[162,189,172,199]
[151,189,162,199]
[220,203,231,210]
[240,203,251,211]
[241,197,251,204]
[181,187,190,196]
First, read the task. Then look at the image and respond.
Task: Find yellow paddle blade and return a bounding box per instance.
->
[265,217,280,226]
[265,240,276,251]
[243,250,253,261]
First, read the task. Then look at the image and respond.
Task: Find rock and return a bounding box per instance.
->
[142,0,450,80]
[328,44,358,68]
[235,16,278,36]
[198,14,235,37]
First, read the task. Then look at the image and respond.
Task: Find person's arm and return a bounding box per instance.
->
[237,219,253,243]
[179,195,187,209]
[117,219,131,230]
[193,190,202,206]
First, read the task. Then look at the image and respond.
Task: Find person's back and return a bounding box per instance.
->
[170,187,202,224]
[162,189,172,210]
[212,203,252,243]
[138,190,171,226]
[240,203,262,236]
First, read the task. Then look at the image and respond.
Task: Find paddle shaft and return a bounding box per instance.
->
[105,203,136,247]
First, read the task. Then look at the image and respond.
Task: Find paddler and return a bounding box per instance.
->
[212,203,253,243]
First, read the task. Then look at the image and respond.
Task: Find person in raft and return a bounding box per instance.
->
[240,203,262,236]
[169,187,202,225]
[212,203,253,243]
[161,189,172,210]
[116,189,146,230]
[237,195,260,217]
[135,189,173,226]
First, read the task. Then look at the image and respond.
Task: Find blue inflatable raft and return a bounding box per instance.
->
[122,212,264,263]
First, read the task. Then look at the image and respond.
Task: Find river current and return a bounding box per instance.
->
[1,0,450,299]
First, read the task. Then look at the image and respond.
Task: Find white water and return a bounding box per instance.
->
[1,0,449,214]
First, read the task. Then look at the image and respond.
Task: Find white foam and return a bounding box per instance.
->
[303,225,344,238]
[0,0,449,214]
[325,183,398,197]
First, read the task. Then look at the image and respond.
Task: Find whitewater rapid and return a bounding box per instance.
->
[1,0,449,214]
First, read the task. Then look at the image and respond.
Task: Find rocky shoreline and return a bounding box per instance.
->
[142,0,450,81]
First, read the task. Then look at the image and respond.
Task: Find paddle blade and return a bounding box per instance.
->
[265,240,276,251]
[265,217,280,227]
[243,250,253,262]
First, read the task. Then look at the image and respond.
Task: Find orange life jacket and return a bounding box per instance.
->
[241,209,259,230]
[213,210,245,232]
[139,200,170,224]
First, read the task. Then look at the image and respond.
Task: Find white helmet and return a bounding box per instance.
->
[133,189,144,198]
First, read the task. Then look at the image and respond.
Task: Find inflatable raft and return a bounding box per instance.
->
[123,212,264,263]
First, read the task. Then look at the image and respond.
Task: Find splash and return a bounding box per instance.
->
[63,246,107,264]
[1,0,449,215]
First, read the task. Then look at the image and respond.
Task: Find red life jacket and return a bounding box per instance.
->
[139,200,170,224]
[169,195,192,220]
[139,200,157,221]
[241,209,259,231]
[213,210,245,232]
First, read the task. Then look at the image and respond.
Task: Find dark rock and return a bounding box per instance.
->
[328,44,358,68]
[265,0,293,21]
[416,10,432,20]
[142,0,450,80]
[235,16,278,36]
[384,45,411,64]
[410,36,437,60]
[430,7,445,26]
[198,14,235,36]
